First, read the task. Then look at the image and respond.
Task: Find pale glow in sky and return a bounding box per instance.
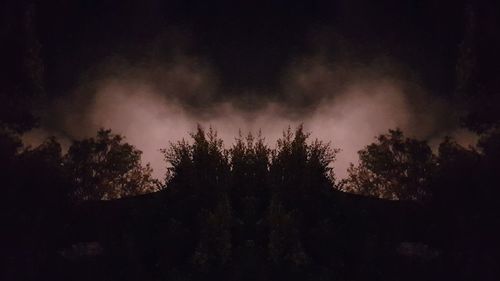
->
[23,57,478,180]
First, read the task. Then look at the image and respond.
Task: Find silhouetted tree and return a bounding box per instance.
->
[65,129,159,200]
[265,126,338,280]
[162,126,233,279]
[4,136,73,281]
[432,137,480,209]
[429,132,500,281]
[164,126,230,197]
[343,129,436,201]
[230,131,270,196]
[229,132,270,245]
[8,124,500,281]
[270,125,336,207]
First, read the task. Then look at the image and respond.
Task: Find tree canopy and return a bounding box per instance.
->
[4,124,500,281]
[343,129,436,201]
[65,129,160,200]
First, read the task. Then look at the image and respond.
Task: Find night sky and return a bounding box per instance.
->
[7,0,499,99]
[2,0,500,177]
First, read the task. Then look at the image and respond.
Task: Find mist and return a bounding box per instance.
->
[23,55,477,179]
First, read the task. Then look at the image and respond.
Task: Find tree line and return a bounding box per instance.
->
[3,119,500,280]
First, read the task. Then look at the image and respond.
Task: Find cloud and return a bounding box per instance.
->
[23,53,477,180]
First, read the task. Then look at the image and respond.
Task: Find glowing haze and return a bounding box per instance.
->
[24,55,477,179]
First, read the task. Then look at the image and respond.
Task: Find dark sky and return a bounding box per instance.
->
[2,0,500,108]
[5,0,497,97]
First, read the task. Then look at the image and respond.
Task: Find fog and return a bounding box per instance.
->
[23,55,477,179]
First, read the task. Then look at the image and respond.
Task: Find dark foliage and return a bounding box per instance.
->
[343,129,436,201]
[65,129,159,200]
[4,123,500,281]
[3,1,500,280]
